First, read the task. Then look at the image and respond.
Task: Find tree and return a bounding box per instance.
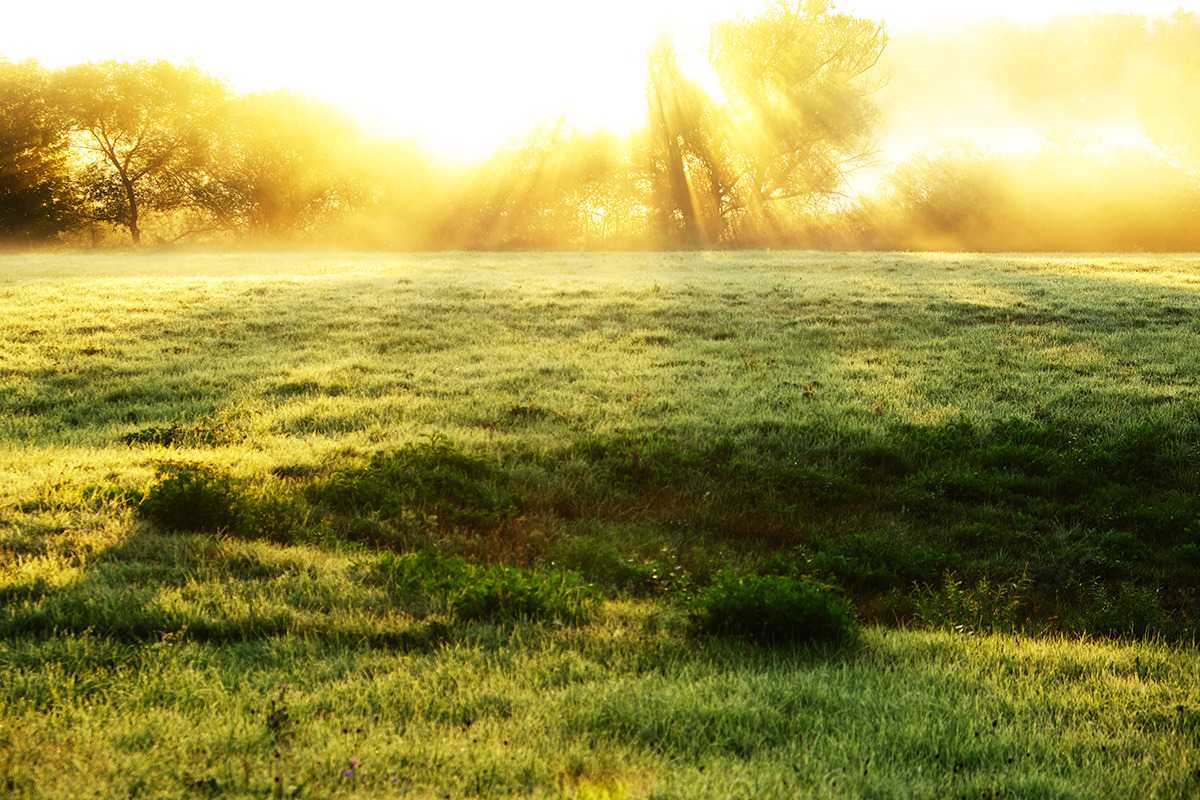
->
[443,124,648,249]
[0,59,77,244]
[644,0,887,245]
[186,89,366,240]
[875,139,1012,249]
[1139,59,1200,169]
[644,34,717,246]
[56,60,229,245]
[707,0,887,241]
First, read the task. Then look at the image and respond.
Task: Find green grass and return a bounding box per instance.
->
[3,620,1200,798]
[2,250,1200,796]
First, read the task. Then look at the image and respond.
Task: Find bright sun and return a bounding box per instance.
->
[0,0,1181,162]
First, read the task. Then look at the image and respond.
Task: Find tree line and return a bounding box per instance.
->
[3,2,1200,251]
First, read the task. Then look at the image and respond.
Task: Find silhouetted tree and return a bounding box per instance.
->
[706,0,887,242]
[643,0,886,246]
[644,35,716,246]
[56,60,229,245]
[0,59,78,244]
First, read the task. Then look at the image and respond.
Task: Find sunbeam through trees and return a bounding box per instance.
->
[3,4,1200,250]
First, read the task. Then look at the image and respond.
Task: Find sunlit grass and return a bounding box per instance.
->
[3,250,1200,796]
[3,619,1198,798]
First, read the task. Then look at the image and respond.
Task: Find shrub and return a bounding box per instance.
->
[1067,581,1164,638]
[140,465,246,534]
[689,570,856,645]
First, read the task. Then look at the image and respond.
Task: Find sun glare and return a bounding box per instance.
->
[1,0,1181,162]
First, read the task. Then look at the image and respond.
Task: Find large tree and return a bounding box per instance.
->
[0,59,77,244]
[645,35,714,246]
[56,60,229,245]
[646,0,887,245]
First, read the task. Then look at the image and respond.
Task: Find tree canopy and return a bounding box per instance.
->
[0,59,77,244]
[56,59,230,244]
[645,0,886,246]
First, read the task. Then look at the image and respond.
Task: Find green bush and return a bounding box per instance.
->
[689,570,856,645]
[140,465,246,534]
[1067,581,1164,638]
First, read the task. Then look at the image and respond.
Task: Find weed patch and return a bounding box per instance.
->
[139,465,309,544]
[370,550,596,624]
[312,435,522,528]
[690,570,855,645]
[914,571,1029,635]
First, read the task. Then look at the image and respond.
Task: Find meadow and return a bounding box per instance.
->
[1,250,1199,798]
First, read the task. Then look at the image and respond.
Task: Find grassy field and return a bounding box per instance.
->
[2,250,1199,797]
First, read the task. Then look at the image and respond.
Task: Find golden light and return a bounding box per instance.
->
[0,0,1179,163]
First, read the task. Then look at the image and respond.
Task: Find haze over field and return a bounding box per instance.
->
[3,0,1183,162]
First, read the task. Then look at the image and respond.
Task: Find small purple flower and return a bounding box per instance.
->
[280,684,288,692]
[342,770,355,778]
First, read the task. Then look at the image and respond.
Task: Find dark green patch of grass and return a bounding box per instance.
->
[139,464,310,544]
[370,549,597,625]
[689,570,855,645]
[311,434,522,527]
[106,415,1200,641]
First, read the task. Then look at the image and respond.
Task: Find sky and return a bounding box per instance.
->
[3,0,1189,163]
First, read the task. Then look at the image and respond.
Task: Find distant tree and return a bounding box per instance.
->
[445,124,647,249]
[0,59,78,244]
[644,34,719,246]
[644,0,887,246]
[327,137,448,249]
[1139,59,1200,169]
[56,60,229,245]
[706,0,887,242]
[875,139,1011,249]
[187,90,366,240]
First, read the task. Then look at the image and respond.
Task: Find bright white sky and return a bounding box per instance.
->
[2,0,1187,162]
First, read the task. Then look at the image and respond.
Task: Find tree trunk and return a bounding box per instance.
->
[124,177,141,245]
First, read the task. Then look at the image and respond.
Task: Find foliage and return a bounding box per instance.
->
[690,570,856,644]
[913,571,1029,635]
[869,137,1200,251]
[645,0,887,245]
[4,10,1200,250]
[186,89,368,240]
[55,59,231,244]
[444,124,650,249]
[0,58,78,244]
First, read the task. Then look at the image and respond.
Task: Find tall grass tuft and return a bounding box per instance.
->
[690,570,856,645]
